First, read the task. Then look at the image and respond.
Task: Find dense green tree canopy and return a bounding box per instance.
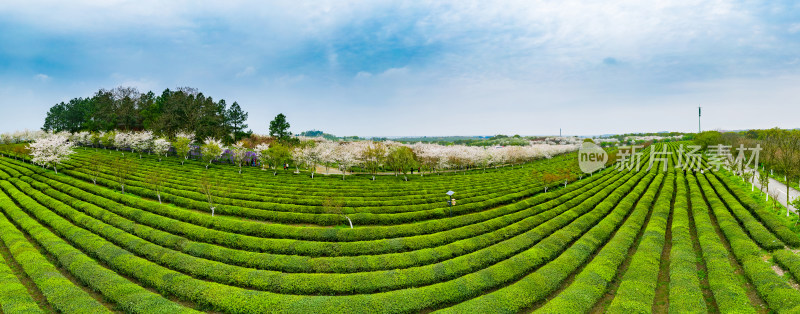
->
[269,113,291,141]
[42,86,249,143]
[692,131,721,149]
[299,130,338,141]
[226,102,248,134]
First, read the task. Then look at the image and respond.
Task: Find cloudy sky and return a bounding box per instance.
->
[1,0,799,136]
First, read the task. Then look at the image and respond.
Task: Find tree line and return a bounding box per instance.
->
[694,128,800,210]
[42,86,249,143]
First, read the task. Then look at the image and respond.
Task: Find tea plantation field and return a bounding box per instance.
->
[1,143,800,313]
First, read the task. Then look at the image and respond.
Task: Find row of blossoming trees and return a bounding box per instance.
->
[1,130,578,180]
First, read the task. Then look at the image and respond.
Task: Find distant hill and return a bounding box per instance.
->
[299,130,339,141]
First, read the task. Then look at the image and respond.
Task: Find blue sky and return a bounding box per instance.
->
[1,0,799,136]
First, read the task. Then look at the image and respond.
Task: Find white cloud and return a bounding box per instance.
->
[236,66,256,78]
[33,74,50,82]
[2,1,799,135]
[109,74,159,92]
[354,71,372,79]
[327,51,339,69]
[272,74,306,87]
[379,67,409,78]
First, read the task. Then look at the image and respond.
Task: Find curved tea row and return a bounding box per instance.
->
[1,143,800,313]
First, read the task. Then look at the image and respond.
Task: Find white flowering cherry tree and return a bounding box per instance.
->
[152,138,171,161]
[114,131,134,155]
[316,141,338,174]
[254,143,270,170]
[131,131,154,158]
[28,133,75,174]
[292,146,313,177]
[230,141,250,174]
[71,131,91,149]
[332,143,359,180]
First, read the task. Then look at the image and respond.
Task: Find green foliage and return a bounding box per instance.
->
[300,130,339,141]
[386,146,417,180]
[0,191,114,313]
[32,152,588,245]
[607,172,674,313]
[42,87,249,142]
[362,142,387,178]
[269,113,292,142]
[226,102,248,133]
[668,172,707,313]
[713,171,800,247]
[537,173,664,313]
[173,136,193,162]
[54,150,583,229]
[264,143,292,175]
[695,173,800,312]
[693,131,721,149]
[685,174,754,313]
[0,239,44,314]
[1,140,798,312]
[0,180,198,313]
[0,156,621,313]
[703,173,784,249]
[443,164,653,312]
[200,140,223,168]
[90,131,102,147]
[101,130,116,148]
[773,250,800,287]
[42,97,97,132]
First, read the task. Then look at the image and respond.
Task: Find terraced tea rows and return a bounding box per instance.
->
[2,143,800,313]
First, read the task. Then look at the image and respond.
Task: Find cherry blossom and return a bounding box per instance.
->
[331,142,359,180]
[130,131,154,158]
[230,141,250,174]
[152,138,171,161]
[201,137,225,169]
[254,143,271,170]
[114,131,134,154]
[28,133,75,174]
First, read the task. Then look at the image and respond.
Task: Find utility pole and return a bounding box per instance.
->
[698,106,701,133]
